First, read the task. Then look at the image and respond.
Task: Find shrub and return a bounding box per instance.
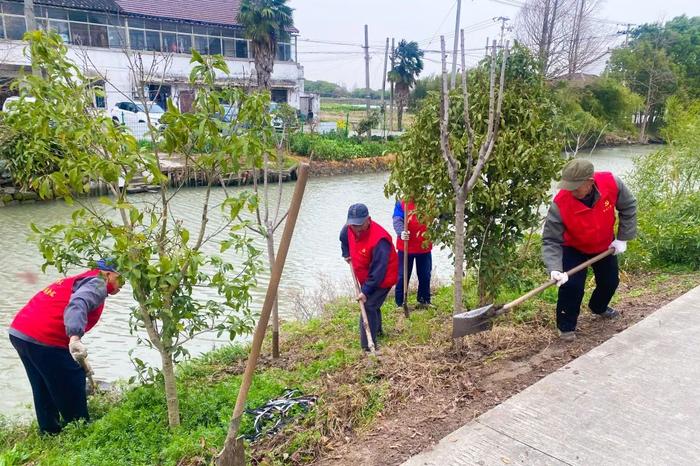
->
[288,132,398,161]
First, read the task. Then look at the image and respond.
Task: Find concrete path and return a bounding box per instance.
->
[404,285,700,466]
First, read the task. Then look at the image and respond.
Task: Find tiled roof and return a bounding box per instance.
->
[9,0,122,12]
[114,0,242,27]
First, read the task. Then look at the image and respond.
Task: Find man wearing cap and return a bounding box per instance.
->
[340,204,398,351]
[393,199,433,308]
[543,159,637,342]
[8,260,123,434]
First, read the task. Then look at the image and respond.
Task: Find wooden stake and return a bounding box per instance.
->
[216,164,310,466]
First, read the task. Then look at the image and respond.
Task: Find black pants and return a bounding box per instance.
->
[360,287,390,351]
[10,335,88,434]
[395,251,432,306]
[556,246,620,332]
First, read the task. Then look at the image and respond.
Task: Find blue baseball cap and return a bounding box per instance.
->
[346,203,369,226]
[95,258,118,273]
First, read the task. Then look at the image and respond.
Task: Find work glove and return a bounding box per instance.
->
[400,230,410,241]
[550,271,569,287]
[609,239,627,255]
[69,338,88,362]
[356,292,367,304]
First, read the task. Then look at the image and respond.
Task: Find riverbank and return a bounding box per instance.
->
[2,268,697,465]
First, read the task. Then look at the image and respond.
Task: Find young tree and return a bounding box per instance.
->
[5,32,269,428]
[388,39,424,131]
[237,0,294,90]
[387,39,564,312]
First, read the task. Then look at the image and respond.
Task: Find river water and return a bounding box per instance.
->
[0,145,657,416]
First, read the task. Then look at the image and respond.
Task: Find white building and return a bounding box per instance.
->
[0,0,318,117]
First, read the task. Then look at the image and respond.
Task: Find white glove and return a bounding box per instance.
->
[550,271,569,287]
[610,239,627,255]
[400,230,410,241]
[69,338,88,361]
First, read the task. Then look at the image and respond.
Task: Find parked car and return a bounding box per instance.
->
[1,96,36,113]
[110,101,165,136]
[268,102,284,131]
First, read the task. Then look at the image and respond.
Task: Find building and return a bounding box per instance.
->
[0,0,318,117]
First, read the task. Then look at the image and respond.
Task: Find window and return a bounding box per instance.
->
[5,15,26,40]
[222,28,236,38]
[70,22,89,46]
[145,19,161,31]
[128,18,144,29]
[108,26,124,49]
[193,25,208,35]
[68,10,87,22]
[223,38,235,57]
[194,35,208,54]
[208,36,221,55]
[87,12,106,24]
[47,7,68,20]
[145,30,161,51]
[162,32,178,53]
[49,20,70,43]
[271,89,288,103]
[90,24,108,47]
[235,40,248,59]
[0,16,4,39]
[276,43,291,62]
[2,2,24,15]
[177,34,192,54]
[129,29,145,50]
[161,21,177,32]
[176,24,191,34]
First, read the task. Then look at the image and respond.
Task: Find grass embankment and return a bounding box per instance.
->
[319,102,414,129]
[1,270,698,465]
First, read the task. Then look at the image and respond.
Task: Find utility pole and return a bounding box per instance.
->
[450,0,462,89]
[364,24,371,118]
[485,36,490,57]
[624,23,632,46]
[381,37,389,141]
[24,0,40,77]
[389,37,395,132]
[496,16,510,48]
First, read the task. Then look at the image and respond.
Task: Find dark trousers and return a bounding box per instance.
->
[395,251,432,306]
[556,246,620,332]
[360,287,390,351]
[10,335,88,434]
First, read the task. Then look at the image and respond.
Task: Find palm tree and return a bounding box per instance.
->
[237,0,294,90]
[388,40,424,131]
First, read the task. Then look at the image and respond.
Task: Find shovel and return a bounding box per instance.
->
[452,248,615,338]
[402,219,410,318]
[348,262,376,353]
[77,356,99,395]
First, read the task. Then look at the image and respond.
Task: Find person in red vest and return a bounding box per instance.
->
[543,159,637,342]
[393,200,433,307]
[340,203,398,351]
[8,259,123,434]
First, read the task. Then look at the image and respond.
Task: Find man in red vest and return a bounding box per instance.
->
[393,200,433,307]
[8,259,123,434]
[340,203,398,351]
[543,159,637,342]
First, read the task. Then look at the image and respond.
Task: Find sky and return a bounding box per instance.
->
[288,0,700,89]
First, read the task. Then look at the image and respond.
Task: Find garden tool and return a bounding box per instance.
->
[77,356,99,395]
[452,248,615,338]
[402,207,411,318]
[348,262,376,353]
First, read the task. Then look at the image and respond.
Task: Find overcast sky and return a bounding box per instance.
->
[288,0,700,89]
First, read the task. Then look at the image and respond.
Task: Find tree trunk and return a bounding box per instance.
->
[266,231,280,359]
[253,42,275,90]
[539,0,551,74]
[396,84,408,131]
[161,350,181,428]
[639,75,654,143]
[452,191,466,314]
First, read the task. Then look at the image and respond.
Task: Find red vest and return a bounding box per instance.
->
[397,201,433,254]
[11,270,106,348]
[554,172,619,254]
[349,220,398,289]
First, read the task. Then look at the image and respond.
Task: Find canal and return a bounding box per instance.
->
[0,145,657,415]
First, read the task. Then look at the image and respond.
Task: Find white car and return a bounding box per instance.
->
[110,101,165,136]
[1,96,36,113]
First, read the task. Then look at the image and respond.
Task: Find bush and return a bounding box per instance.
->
[288,132,399,161]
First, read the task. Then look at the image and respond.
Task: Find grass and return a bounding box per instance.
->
[2,269,698,465]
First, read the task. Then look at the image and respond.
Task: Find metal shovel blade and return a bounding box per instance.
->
[452,303,496,338]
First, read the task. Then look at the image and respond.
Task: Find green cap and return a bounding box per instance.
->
[557,159,594,190]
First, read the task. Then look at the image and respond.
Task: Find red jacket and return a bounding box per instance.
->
[11,270,106,348]
[554,172,619,254]
[349,220,398,289]
[397,201,433,254]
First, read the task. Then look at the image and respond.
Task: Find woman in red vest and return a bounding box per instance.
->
[542,159,637,342]
[9,260,123,434]
[340,203,398,351]
[393,200,433,307]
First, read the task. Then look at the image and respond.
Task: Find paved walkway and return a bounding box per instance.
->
[404,285,700,466]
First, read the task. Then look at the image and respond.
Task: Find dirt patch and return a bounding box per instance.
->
[310,275,698,466]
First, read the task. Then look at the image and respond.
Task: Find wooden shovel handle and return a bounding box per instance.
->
[502,248,615,312]
[348,262,376,353]
[78,357,98,393]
